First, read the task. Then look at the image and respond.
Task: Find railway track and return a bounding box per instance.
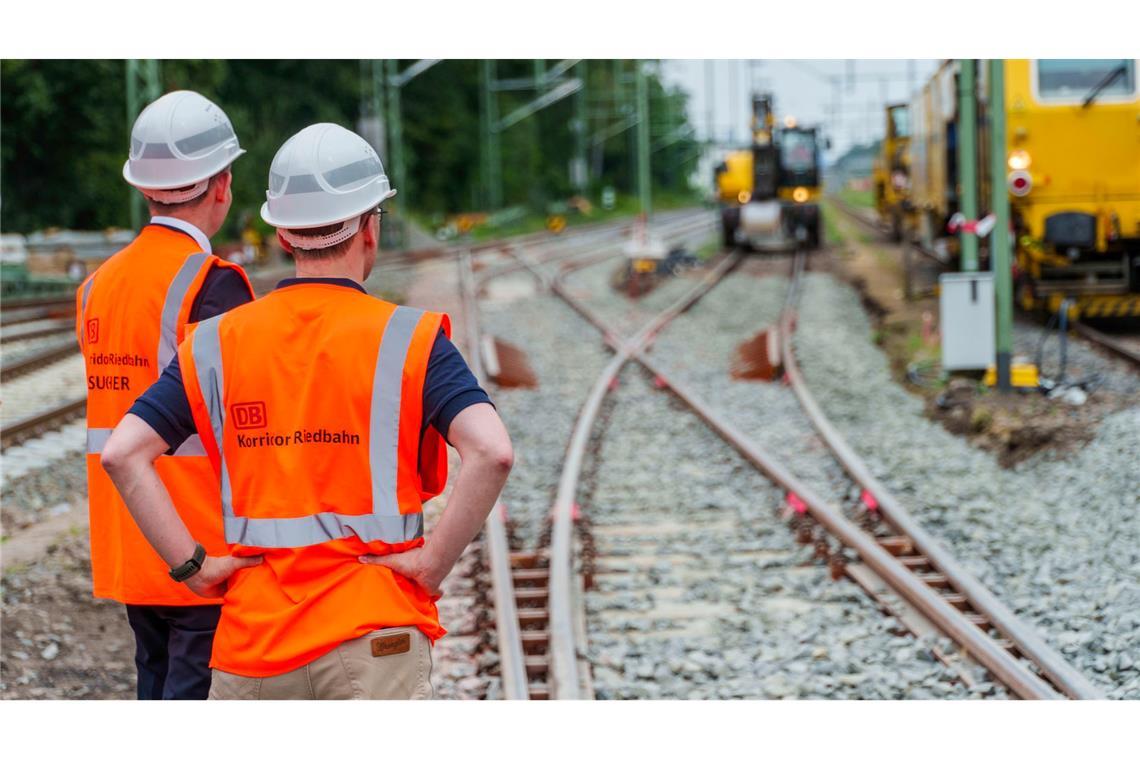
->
[458,211,716,699]
[473,226,1101,699]
[1,396,86,451]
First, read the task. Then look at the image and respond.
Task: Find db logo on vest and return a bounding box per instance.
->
[231,402,268,429]
[86,319,100,344]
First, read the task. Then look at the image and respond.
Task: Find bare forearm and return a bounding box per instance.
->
[108,458,197,565]
[422,453,510,586]
[102,415,197,567]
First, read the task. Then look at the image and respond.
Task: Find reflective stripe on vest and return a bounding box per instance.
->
[81,276,96,312]
[86,428,205,457]
[158,253,211,369]
[191,305,427,548]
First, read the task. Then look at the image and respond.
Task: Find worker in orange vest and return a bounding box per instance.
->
[101,123,513,699]
[76,90,254,700]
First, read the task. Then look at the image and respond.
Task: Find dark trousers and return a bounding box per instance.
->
[125,604,221,700]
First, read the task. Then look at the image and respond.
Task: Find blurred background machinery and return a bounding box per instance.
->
[715,94,825,252]
[900,59,1140,319]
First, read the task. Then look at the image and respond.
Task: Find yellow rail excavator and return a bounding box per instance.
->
[715,94,826,252]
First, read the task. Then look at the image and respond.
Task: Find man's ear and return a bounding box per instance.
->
[213,170,232,202]
[276,230,294,254]
[362,213,379,248]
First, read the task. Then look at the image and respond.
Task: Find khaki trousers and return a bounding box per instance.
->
[208,626,433,700]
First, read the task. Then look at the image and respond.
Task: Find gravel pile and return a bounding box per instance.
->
[582,363,990,699]
[792,272,1139,698]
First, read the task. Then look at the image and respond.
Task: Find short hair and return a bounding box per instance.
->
[284,212,374,261]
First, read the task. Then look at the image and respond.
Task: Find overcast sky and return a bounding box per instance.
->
[660,59,941,160]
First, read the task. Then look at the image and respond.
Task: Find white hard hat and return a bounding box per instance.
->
[260,123,396,249]
[123,91,244,203]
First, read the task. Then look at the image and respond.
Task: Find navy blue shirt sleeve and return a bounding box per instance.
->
[423,331,493,441]
[129,355,195,453]
[130,329,493,454]
[188,265,253,322]
[128,265,252,454]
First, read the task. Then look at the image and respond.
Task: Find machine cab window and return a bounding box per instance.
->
[1035,59,1137,102]
[888,105,910,139]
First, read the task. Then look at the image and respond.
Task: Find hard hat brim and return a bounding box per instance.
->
[122,149,246,191]
[260,188,397,230]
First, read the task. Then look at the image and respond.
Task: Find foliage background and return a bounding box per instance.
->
[1,60,700,238]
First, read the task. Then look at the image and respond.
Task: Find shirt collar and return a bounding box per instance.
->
[275,277,367,293]
[149,216,212,254]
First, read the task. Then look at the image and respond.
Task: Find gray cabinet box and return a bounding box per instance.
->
[939,272,994,371]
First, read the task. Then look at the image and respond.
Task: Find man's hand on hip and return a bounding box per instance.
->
[186,554,263,598]
[359,548,443,598]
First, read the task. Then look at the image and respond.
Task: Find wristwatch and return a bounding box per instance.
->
[169,543,207,583]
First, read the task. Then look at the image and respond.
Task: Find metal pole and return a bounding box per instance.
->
[704,59,715,146]
[125,60,161,232]
[635,61,651,219]
[372,59,386,157]
[385,60,406,220]
[989,59,1013,391]
[480,60,502,210]
[573,61,588,192]
[957,59,979,272]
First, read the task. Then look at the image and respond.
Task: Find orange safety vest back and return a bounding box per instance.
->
[77,223,253,605]
[178,283,450,677]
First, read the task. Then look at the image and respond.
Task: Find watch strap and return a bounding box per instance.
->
[169,543,206,583]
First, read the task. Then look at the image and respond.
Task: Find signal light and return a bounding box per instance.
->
[1007,150,1031,171]
[1008,170,1032,197]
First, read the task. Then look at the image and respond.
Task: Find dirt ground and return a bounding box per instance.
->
[821,205,1136,467]
[1,527,137,699]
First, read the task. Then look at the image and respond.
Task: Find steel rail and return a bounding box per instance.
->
[473,208,706,286]
[829,196,952,268]
[777,259,1105,700]
[1,319,74,344]
[1072,322,1140,367]
[1,397,86,450]
[0,295,75,311]
[537,244,1072,699]
[505,214,717,294]
[456,212,709,700]
[634,350,1063,699]
[522,241,735,700]
[1,304,76,327]
[456,249,530,700]
[1,341,79,381]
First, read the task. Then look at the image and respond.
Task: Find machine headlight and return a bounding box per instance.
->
[1007,150,1031,171]
[792,186,809,203]
[738,190,752,204]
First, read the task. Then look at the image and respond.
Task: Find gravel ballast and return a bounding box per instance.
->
[582,363,988,699]
[791,271,1139,698]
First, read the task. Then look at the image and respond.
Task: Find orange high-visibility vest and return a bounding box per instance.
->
[77,223,253,605]
[178,283,450,677]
